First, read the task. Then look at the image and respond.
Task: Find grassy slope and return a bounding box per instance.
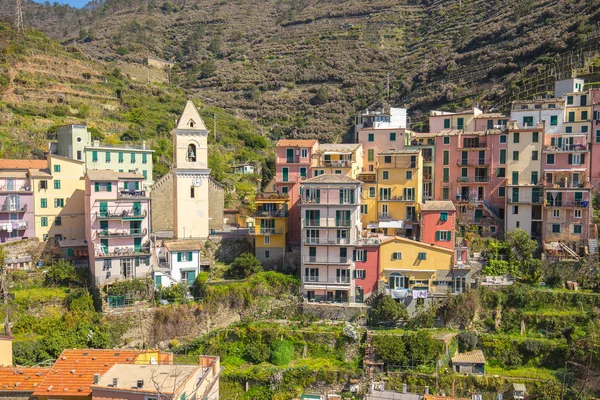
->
[0,23,272,206]
[2,0,599,138]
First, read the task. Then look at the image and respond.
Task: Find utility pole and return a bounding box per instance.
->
[213,114,216,141]
[386,73,390,101]
[15,0,24,35]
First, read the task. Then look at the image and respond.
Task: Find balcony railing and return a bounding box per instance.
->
[304,237,352,245]
[301,197,321,205]
[456,176,491,183]
[0,204,27,213]
[320,160,353,168]
[544,144,588,152]
[252,210,288,218]
[306,219,321,227]
[303,256,351,264]
[423,175,433,180]
[457,159,491,166]
[95,210,147,219]
[303,276,351,284]
[378,195,415,202]
[0,221,28,231]
[117,190,148,199]
[96,246,151,258]
[547,200,589,208]
[250,228,283,235]
[458,142,488,149]
[358,173,376,182]
[507,197,544,204]
[543,181,590,189]
[0,185,32,193]
[379,213,392,220]
[97,228,148,237]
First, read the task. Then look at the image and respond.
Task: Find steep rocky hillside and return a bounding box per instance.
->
[2,0,599,138]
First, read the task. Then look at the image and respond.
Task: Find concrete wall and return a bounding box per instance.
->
[208,178,224,230]
[151,173,173,232]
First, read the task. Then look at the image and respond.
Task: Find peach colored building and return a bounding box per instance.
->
[300,174,362,303]
[429,107,481,133]
[84,170,151,285]
[275,139,318,246]
[91,357,221,400]
[433,130,506,236]
[590,88,600,188]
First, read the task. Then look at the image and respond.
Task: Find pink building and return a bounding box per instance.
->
[473,113,509,131]
[353,239,380,302]
[0,160,43,243]
[433,130,506,236]
[542,133,592,248]
[85,170,152,285]
[300,174,362,303]
[590,89,600,188]
[419,201,456,250]
[275,139,318,246]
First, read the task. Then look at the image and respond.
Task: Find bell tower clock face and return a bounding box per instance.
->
[192,177,202,187]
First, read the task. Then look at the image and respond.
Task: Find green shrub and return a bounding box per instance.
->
[369,294,408,324]
[45,259,76,286]
[271,339,294,365]
[246,340,271,364]
[457,331,479,352]
[229,253,263,278]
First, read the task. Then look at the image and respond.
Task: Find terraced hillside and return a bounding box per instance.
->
[2,0,599,138]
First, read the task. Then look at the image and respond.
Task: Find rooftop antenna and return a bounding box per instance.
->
[15,0,24,34]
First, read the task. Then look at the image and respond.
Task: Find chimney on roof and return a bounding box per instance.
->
[112,378,119,387]
[142,141,146,150]
[93,140,100,147]
[137,380,144,389]
[93,374,100,385]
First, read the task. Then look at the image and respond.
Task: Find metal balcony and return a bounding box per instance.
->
[97,228,148,238]
[302,256,351,265]
[96,210,147,219]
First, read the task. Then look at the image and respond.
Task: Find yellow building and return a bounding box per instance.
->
[379,236,456,294]
[30,155,86,241]
[251,177,289,264]
[360,149,423,238]
[310,143,363,178]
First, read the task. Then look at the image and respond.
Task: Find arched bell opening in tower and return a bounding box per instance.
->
[187,144,197,162]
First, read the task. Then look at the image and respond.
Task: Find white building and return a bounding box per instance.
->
[155,240,209,288]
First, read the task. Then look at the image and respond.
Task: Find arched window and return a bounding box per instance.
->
[389,273,405,289]
[187,144,196,162]
[188,119,195,128]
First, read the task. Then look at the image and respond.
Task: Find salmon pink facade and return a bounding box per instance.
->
[419,201,456,250]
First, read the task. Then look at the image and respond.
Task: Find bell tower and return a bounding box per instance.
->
[171,100,210,239]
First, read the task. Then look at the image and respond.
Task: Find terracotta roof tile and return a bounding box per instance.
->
[33,349,142,398]
[420,201,456,211]
[276,139,318,147]
[0,160,47,170]
[0,367,50,392]
[163,240,204,252]
[451,350,486,364]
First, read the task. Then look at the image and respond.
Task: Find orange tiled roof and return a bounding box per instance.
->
[0,159,47,170]
[276,139,318,147]
[33,349,142,398]
[0,367,50,392]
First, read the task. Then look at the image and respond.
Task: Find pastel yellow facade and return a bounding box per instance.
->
[310,143,363,178]
[379,236,454,293]
[252,179,289,263]
[31,155,86,241]
[0,336,12,366]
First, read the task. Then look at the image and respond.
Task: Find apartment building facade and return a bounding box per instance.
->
[250,181,289,264]
[275,139,318,246]
[0,160,43,243]
[85,170,151,285]
[300,174,362,303]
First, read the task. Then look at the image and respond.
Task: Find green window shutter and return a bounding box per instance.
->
[568,154,573,164]
[66,248,73,257]
[177,252,182,262]
[131,153,136,163]
[457,118,464,129]
[118,152,124,163]
[41,198,47,208]
[444,119,450,129]
[187,252,192,260]
[575,192,583,201]
[106,152,111,162]
[443,151,449,165]
[435,231,440,241]
[550,115,557,126]
[512,171,518,185]
[41,217,47,227]
[107,182,112,192]
[368,149,374,162]
[142,153,147,164]
[368,133,374,142]
[135,257,140,267]
[443,168,449,182]
[500,149,506,164]
[390,132,396,141]
[92,150,98,162]
[94,182,99,192]
[581,154,585,164]
[135,181,140,190]
[532,132,538,142]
